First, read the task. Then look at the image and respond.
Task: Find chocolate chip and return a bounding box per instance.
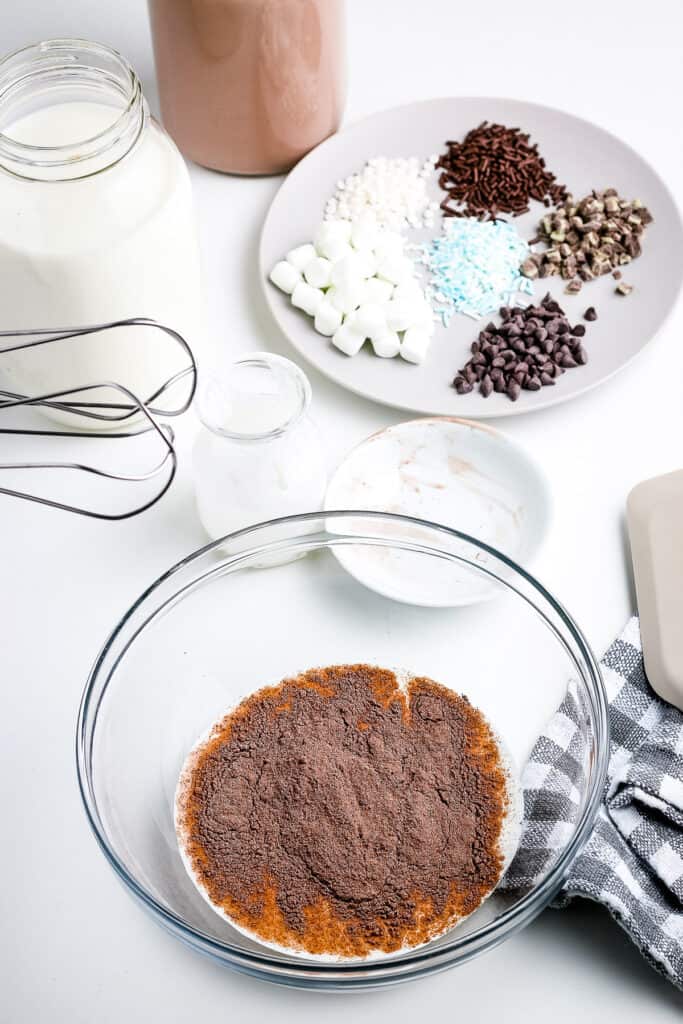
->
[522,189,653,285]
[452,293,595,403]
[583,307,598,321]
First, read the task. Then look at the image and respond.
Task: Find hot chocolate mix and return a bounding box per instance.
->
[176,664,512,958]
[149,0,346,175]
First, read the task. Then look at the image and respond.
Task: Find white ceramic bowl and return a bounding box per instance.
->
[325,417,551,605]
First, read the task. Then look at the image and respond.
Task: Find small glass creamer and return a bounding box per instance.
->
[193,353,327,546]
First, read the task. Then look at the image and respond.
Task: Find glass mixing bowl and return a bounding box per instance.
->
[77,512,608,989]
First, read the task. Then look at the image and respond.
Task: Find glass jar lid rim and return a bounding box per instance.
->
[198,352,313,441]
[0,38,144,180]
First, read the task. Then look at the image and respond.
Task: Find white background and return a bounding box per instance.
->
[2,0,683,1019]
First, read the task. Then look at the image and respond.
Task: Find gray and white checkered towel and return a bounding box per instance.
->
[503,617,683,989]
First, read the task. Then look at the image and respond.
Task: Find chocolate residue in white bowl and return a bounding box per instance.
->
[324,417,552,606]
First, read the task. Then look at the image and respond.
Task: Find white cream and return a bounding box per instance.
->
[0,101,201,421]
[193,419,327,541]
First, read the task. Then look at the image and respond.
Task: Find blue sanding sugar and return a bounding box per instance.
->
[418,218,533,323]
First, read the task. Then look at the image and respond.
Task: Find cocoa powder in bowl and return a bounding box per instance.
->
[176,664,515,959]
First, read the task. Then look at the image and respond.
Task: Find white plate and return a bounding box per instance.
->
[324,417,552,606]
[260,97,683,418]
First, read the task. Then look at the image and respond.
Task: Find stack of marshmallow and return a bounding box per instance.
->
[269,214,435,364]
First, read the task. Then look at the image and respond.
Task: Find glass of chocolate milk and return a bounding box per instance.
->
[148,0,347,175]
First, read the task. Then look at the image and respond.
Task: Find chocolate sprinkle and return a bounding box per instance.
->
[436,122,567,221]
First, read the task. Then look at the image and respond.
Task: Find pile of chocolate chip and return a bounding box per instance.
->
[453,294,594,401]
[521,188,653,294]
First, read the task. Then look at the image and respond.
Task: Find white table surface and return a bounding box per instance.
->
[2,0,683,1019]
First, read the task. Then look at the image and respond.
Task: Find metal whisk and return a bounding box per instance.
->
[0,318,196,520]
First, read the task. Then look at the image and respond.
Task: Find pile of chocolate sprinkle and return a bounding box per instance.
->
[176,664,511,959]
[437,121,568,221]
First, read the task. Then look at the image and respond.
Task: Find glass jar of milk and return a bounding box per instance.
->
[0,39,201,423]
[193,354,327,547]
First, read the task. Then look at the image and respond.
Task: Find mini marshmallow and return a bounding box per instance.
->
[351,212,380,251]
[313,300,343,336]
[332,321,366,357]
[327,283,364,315]
[317,218,352,242]
[376,254,415,285]
[372,230,405,264]
[371,330,401,358]
[322,238,353,262]
[362,277,394,305]
[269,260,300,295]
[353,248,378,279]
[330,253,364,289]
[393,279,425,305]
[286,243,316,272]
[303,255,333,289]
[314,220,352,260]
[355,302,387,340]
[400,326,432,365]
[291,281,325,316]
[385,297,422,332]
[344,309,362,332]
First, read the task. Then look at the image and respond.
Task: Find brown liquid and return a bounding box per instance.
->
[148,0,346,175]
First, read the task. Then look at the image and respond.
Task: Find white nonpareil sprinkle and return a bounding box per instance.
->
[325,155,440,232]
